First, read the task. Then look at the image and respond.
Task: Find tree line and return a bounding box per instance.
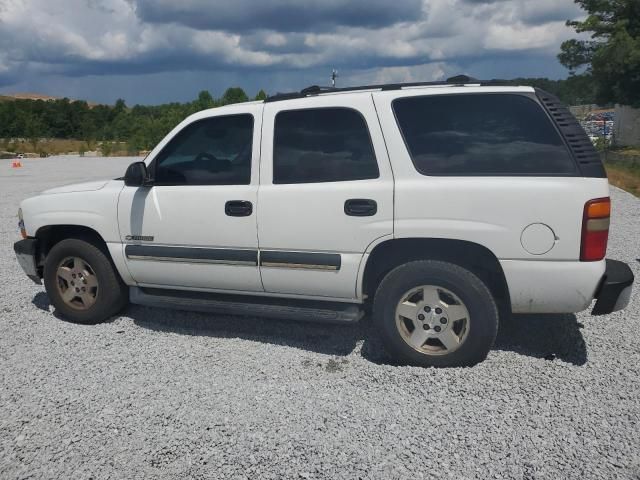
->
[0,87,266,154]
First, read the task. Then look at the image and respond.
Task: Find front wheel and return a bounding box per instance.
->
[43,238,128,324]
[373,260,498,367]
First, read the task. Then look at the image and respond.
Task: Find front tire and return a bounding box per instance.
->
[373,260,498,367]
[43,238,128,324]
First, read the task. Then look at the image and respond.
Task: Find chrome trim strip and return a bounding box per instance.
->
[124,245,341,271]
[261,261,339,271]
[126,255,256,266]
[125,244,258,265]
[260,250,341,271]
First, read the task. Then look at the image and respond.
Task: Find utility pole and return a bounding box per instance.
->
[331,69,338,88]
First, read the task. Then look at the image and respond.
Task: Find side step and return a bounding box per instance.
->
[130,287,364,324]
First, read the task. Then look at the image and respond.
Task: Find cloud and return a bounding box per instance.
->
[343,63,450,86]
[484,21,573,51]
[132,0,425,32]
[0,0,587,102]
[476,0,584,26]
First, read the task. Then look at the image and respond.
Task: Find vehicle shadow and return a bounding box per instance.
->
[32,291,51,312]
[126,304,365,357]
[124,303,588,366]
[31,291,122,324]
[493,313,587,366]
[31,292,587,366]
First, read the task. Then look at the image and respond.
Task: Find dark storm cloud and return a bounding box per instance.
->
[0,0,584,104]
[132,0,424,32]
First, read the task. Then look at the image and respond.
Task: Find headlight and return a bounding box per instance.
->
[18,208,27,239]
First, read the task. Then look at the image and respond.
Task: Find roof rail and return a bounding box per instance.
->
[446,74,479,84]
[300,85,337,95]
[264,75,515,103]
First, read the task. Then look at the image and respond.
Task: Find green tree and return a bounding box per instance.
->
[25,116,45,151]
[558,0,640,106]
[221,87,249,105]
[196,90,215,110]
[254,89,268,101]
[113,98,127,115]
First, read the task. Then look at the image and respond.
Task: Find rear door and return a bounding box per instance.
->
[257,94,394,300]
[117,103,264,292]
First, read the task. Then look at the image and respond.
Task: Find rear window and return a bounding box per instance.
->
[393,93,577,176]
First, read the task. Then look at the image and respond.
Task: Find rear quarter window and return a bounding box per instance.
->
[392,93,578,176]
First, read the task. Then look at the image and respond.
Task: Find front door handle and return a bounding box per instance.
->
[225,200,253,217]
[344,199,377,217]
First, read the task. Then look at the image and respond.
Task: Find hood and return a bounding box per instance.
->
[41,180,110,195]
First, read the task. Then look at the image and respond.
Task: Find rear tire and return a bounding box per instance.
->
[43,238,128,324]
[373,260,498,367]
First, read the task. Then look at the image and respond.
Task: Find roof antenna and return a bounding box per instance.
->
[331,69,338,88]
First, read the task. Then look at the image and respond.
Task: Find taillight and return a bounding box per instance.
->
[580,197,610,261]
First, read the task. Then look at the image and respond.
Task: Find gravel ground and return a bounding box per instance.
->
[1,155,639,480]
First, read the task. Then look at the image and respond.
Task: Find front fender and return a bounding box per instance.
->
[20,181,124,243]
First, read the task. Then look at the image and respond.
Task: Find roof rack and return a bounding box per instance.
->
[265,75,513,103]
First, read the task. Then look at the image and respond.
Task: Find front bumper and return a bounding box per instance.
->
[13,238,41,285]
[592,259,634,315]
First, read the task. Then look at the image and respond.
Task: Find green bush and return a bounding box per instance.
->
[100,142,113,157]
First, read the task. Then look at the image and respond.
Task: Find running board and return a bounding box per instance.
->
[130,287,363,324]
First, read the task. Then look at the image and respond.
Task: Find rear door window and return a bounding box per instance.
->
[273,107,379,184]
[393,94,577,176]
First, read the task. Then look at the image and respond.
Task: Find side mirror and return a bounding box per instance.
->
[124,161,149,187]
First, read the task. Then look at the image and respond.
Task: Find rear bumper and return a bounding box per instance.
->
[500,259,605,313]
[13,238,41,285]
[592,259,634,315]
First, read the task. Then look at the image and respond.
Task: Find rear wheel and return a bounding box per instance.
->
[373,260,498,367]
[44,238,128,324]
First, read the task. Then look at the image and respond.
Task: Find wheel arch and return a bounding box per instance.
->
[33,225,113,273]
[36,223,107,250]
[361,238,511,314]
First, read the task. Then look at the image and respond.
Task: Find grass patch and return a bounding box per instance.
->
[613,146,640,157]
[1,138,131,156]
[605,161,640,197]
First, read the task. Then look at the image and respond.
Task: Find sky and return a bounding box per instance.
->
[0,0,586,105]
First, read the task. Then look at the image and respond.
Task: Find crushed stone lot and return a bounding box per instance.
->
[1,155,639,479]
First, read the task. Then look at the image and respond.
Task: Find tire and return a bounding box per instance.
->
[43,238,128,324]
[373,260,498,367]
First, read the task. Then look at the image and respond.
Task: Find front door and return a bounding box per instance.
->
[118,104,264,292]
[257,94,394,300]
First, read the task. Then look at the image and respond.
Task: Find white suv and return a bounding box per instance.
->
[14,77,634,367]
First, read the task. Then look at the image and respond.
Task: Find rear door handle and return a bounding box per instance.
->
[344,199,377,217]
[225,200,253,217]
